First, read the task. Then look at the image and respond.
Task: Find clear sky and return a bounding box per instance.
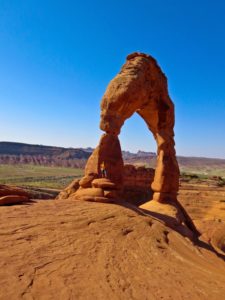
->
[0,0,224,158]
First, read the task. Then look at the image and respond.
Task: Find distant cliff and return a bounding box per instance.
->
[0,142,225,176]
[0,142,92,168]
[0,142,157,168]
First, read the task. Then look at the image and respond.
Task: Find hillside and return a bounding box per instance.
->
[0,142,91,168]
[0,141,225,176]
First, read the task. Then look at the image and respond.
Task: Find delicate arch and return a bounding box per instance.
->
[99,52,179,202]
[59,52,180,203]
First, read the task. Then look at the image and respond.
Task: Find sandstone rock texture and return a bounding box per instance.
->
[0,200,225,299]
[59,52,179,203]
[122,165,155,205]
[0,184,30,205]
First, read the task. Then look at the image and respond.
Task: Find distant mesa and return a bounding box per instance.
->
[1,141,224,170]
[0,141,91,168]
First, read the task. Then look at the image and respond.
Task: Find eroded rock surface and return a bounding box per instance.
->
[0,184,31,205]
[122,165,155,205]
[59,52,179,203]
[0,200,225,300]
[100,52,179,202]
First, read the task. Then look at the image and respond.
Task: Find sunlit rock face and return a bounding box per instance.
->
[59,52,179,203]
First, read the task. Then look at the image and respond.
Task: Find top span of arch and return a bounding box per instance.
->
[100,52,174,136]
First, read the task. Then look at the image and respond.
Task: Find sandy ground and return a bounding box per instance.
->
[0,196,225,300]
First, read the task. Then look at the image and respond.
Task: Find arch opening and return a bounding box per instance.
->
[119,112,157,205]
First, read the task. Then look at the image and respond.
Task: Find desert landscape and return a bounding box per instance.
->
[0,52,225,300]
[1,2,225,299]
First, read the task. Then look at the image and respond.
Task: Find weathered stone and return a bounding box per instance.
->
[84,134,124,185]
[0,184,29,197]
[140,200,199,238]
[92,178,118,190]
[73,188,104,200]
[104,190,117,199]
[91,196,113,203]
[0,195,29,206]
[79,174,98,188]
[0,184,31,205]
[58,52,179,204]
[123,164,154,189]
[56,179,80,200]
[99,52,179,202]
[122,165,154,205]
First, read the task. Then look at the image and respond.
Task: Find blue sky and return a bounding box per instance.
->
[0,0,224,158]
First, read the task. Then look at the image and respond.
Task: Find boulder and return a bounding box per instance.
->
[0,195,29,206]
[79,174,98,188]
[0,184,29,197]
[73,188,104,201]
[56,179,80,200]
[92,178,118,190]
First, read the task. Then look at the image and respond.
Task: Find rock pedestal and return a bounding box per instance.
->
[67,133,124,202]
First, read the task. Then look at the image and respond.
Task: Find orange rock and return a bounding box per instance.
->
[62,133,124,202]
[140,200,199,238]
[79,174,98,188]
[100,53,179,202]
[0,184,29,197]
[73,187,104,200]
[0,195,29,206]
[92,178,118,190]
[104,190,117,199]
[84,133,124,186]
[58,52,179,204]
[56,179,80,200]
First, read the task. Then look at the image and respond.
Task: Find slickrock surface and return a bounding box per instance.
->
[178,183,225,256]
[0,200,225,300]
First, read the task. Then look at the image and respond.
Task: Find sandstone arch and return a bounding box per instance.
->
[100,52,179,202]
[57,52,200,235]
[59,53,179,203]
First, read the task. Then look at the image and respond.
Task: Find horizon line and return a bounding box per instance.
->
[1,140,225,160]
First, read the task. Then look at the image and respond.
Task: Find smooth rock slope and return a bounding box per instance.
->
[0,200,225,300]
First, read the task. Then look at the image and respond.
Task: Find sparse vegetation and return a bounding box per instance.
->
[217,178,225,187]
[0,164,84,189]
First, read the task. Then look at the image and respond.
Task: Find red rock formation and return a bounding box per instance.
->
[122,165,155,205]
[0,184,29,197]
[100,52,179,202]
[0,195,29,206]
[56,179,80,200]
[83,134,124,187]
[0,184,30,205]
[1,200,225,299]
[67,133,124,202]
[59,52,179,204]
[123,165,154,189]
